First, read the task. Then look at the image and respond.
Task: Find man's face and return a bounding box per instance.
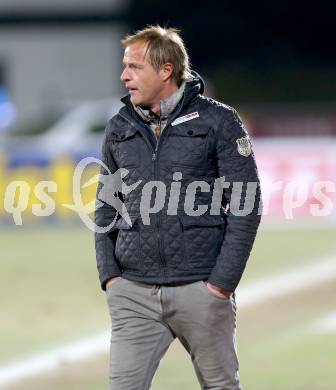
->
[120,41,165,107]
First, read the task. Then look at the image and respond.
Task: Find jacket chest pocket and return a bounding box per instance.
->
[111,126,140,168]
[163,124,210,167]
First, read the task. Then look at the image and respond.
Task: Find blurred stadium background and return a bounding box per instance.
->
[0,1,335,389]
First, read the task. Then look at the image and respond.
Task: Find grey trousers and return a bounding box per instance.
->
[106,278,242,390]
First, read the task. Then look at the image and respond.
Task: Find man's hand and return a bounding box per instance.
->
[206,282,232,299]
[106,276,122,290]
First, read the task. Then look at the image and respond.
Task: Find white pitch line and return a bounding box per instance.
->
[1,254,336,387]
[310,311,336,333]
[237,255,336,308]
[0,332,110,388]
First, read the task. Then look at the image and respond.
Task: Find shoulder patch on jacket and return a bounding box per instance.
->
[236,136,252,157]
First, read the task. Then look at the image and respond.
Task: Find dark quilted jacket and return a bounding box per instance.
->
[95,74,262,291]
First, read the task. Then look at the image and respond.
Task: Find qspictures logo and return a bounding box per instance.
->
[1,157,335,230]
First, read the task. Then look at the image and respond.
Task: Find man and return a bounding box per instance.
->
[95,25,261,390]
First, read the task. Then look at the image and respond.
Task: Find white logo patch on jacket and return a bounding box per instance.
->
[171,111,199,126]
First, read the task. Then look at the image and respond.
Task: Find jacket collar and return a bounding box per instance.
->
[133,81,186,122]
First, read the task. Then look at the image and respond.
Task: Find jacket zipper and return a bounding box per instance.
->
[153,114,166,281]
[149,101,186,282]
[118,112,168,281]
[118,98,187,282]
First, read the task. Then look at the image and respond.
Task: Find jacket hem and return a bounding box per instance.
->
[121,272,213,286]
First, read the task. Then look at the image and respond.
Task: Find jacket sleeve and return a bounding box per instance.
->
[207,108,262,291]
[94,123,122,291]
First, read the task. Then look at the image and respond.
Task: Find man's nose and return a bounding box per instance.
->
[120,67,130,82]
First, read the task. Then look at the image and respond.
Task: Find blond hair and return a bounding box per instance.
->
[121,25,191,86]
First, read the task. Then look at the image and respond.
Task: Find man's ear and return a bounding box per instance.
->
[160,63,174,82]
